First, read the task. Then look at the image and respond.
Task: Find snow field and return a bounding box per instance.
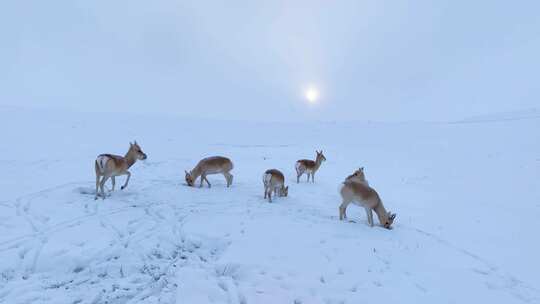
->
[0,108,539,303]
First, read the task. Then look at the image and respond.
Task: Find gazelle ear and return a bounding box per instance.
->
[134,140,138,145]
[185,170,189,175]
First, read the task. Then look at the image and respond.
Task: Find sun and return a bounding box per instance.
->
[305,88,319,104]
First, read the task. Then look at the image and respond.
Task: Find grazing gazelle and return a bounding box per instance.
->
[262,169,289,203]
[185,156,234,188]
[345,167,369,185]
[295,150,326,183]
[94,141,147,200]
[339,179,396,229]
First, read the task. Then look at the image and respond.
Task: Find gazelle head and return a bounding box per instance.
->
[130,141,147,160]
[348,167,365,181]
[280,185,289,197]
[316,150,326,162]
[383,212,397,229]
[184,170,195,186]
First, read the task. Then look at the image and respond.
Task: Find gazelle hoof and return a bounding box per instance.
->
[121,186,125,190]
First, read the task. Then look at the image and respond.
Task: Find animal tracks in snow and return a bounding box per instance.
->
[0,181,229,303]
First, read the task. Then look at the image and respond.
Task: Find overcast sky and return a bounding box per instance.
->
[1,0,539,122]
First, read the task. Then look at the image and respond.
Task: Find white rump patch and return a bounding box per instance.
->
[262,173,272,186]
[96,155,109,173]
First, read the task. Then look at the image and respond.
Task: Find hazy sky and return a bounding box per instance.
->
[1,0,539,121]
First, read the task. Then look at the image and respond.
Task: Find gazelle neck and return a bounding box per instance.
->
[125,150,137,168]
[374,202,389,225]
[190,166,202,180]
[314,156,324,170]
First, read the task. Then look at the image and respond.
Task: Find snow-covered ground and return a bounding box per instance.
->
[0,107,539,303]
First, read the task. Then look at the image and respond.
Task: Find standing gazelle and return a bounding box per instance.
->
[295,150,326,183]
[185,156,234,188]
[339,179,396,229]
[94,141,147,200]
[262,169,289,202]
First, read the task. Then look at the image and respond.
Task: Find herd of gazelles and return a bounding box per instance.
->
[94,142,397,229]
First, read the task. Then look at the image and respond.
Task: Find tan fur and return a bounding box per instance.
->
[262,169,288,202]
[295,150,326,183]
[185,156,234,188]
[94,141,147,200]
[339,179,396,229]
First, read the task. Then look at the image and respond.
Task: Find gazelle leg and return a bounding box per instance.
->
[264,187,267,199]
[312,172,315,183]
[100,176,110,200]
[268,189,272,203]
[223,172,232,187]
[339,200,351,220]
[365,207,374,227]
[297,173,301,183]
[121,171,131,190]
[95,174,101,200]
[204,175,211,188]
[111,176,116,192]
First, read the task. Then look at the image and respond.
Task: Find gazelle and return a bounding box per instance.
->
[94,141,147,200]
[295,150,326,183]
[185,156,234,188]
[345,167,369,185]
[262,169,289,203]
[339,179,396,229]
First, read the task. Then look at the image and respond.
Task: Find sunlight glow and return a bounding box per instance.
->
[305,88,319,104]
